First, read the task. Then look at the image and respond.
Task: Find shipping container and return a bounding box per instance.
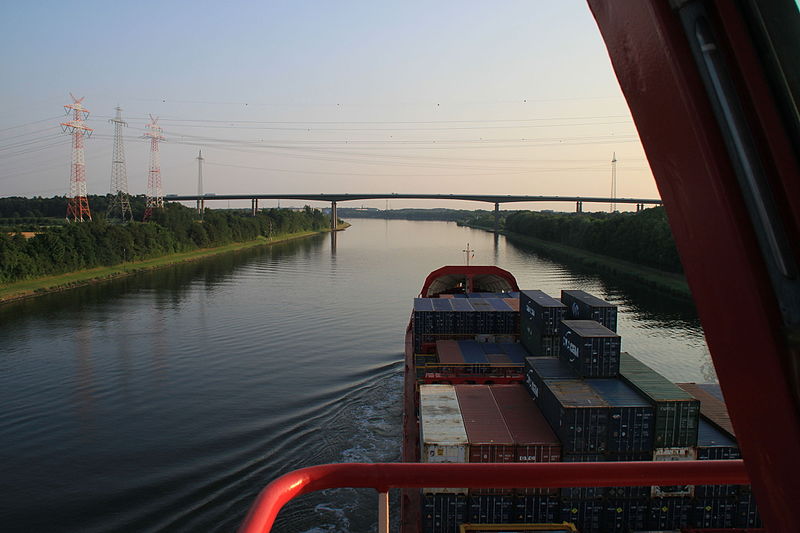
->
[604,498,649,531]
[560,290,618,331]
[691,496,738,529]
[419,385,468,494]
[458,341,490,365]
[648,496,692,530]
[499,343,528,365]
[562,451,651,500]
[736,491,762,528]
[513,494,560,523]
[503,298,520,312]
[520,290,567,335]
[437,340,466,365]
[676,383,735,438]
[696,418,740,461]
[651,447,697,497]
[558,320,621,377]
[560,499,605,533]
[422,493,467,533]
[585,378,654,452]
[522,322,561,356]
[694,419,743,500]
[454,385,515,465]
[620,353,700,448]
[467,494,515,523]
[524,358,609,455]
[519,290,566,356]
[490,384,561,495]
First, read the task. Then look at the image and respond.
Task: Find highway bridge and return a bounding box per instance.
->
[164,193,663,230]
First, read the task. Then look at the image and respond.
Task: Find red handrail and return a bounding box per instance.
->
[238,460,748,533]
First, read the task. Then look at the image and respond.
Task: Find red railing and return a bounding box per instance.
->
[238,460,748,533]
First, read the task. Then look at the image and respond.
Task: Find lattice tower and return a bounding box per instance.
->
[610,152,618,212]
[196,149,204,214]
[107,106,133,222]
[61,93,93,221]
[142,115,165,221]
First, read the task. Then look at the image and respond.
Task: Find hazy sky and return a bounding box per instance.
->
[0,1,660,211]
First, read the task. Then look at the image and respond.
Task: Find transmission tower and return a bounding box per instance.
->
[610,152,617,212]
[61,93,93,222]
[106,106,133,222]
[196,149,204,215]
[142,115,165,221]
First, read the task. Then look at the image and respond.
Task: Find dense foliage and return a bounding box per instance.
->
[502,207,682,273]
[0,202,330,283]
[0,194,148,222]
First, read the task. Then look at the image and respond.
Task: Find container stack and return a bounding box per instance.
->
[415,289,760,533]
[561,290,618,331]
[419,383,562,532]
[520,290,566,356]
[413,297,519,352]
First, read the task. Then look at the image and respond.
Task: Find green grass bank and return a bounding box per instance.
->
[0,227,344,304]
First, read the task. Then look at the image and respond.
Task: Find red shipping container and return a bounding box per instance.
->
[491,384,562,495]
[677,382,735,437]
[436,340,465,365]
[454,385,515,464]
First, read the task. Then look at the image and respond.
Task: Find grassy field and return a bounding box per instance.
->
[468,224,692,299]
[0,229,333,304]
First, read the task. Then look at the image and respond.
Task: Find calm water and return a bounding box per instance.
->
[0,219,714,532]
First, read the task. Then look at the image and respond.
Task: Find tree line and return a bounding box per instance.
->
[496,207,682,273]
[0,201,330,284]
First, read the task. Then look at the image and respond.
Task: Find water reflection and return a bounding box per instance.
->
[0,219,710,533]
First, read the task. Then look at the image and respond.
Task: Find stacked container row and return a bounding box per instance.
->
[413,297,519,351]
[421,492,758,533]
[434,339,528,367]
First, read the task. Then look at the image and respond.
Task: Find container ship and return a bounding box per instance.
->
[239,1,799,531]
[401,265,759,533]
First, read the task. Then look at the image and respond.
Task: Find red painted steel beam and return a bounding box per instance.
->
[587,1,800,531]
[238,461,747,533]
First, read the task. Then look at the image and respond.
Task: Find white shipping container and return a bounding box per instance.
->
[419,384,469,494]
[651,447,697,497]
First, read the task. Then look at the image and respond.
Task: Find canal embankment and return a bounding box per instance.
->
[466,223,691,299]
[0,225,347,304]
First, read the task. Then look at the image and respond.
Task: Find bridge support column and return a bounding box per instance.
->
[251,198,258,216]
[200,198,205,218]
[331,201,337,230]
[636,202,643,212]
[576,200,583,213]
[494,202,500,232]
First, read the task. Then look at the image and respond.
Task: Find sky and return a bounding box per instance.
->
[0,1,660,212]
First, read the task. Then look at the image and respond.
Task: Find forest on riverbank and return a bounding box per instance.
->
[0,200,330,283]
[465,207,682,274]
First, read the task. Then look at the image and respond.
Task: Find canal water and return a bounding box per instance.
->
[0,219,713,532]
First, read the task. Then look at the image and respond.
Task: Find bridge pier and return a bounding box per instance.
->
[331,201,337,230]
[636,202,643,212]
[576,200,583,213]
[494,202,500,232]
[251,198,259,216]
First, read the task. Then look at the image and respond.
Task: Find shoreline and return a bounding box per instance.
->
[0,226,346,305]
[465,224,692,300]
